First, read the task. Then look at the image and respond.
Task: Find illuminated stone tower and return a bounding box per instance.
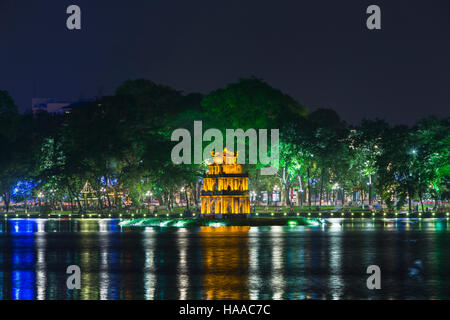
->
[201,148,250,216]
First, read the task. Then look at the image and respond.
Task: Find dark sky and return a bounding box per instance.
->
[1,0,449,125]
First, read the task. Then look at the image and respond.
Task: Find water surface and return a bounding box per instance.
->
[1,218,449,300]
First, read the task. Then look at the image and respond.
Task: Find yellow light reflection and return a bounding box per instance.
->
[200,226,249,299]
[178,229,189,300]
[271,226,284,300]
[142,232,156,300]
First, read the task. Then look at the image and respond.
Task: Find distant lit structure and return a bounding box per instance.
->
[32,98,94,115]
[80,180,97,208]
[32,98,72,115]
[201,148,250,216]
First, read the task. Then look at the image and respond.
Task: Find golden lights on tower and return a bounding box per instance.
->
[201,148,250,215]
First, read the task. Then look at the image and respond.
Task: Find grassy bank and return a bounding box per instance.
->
[2,209,448,220]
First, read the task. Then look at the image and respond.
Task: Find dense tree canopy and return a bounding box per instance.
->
[0,79,448,213]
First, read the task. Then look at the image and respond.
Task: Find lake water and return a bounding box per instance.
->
[0,218,449,300]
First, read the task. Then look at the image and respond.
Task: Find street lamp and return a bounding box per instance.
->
[180,187,189,210]
[144,191,153,212]
[180,187,185,203]
[250,191,257,205]
[273,185,280,206]
[37,192,44,208]
[332,184,339,206]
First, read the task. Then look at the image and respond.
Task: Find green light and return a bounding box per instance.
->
[174,221,186,227]
[288,220,298,227]
[208,222,226,227]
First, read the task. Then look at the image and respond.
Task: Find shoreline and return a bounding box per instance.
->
[119,217,324,228]
[1,210,447,220]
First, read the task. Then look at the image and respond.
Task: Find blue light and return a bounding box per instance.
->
[9,219,38,234]
[11,180,36,202]
[11,237,36,300]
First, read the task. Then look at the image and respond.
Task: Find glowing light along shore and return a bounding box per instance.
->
[118,217,324,228]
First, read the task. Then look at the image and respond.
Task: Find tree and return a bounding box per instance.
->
[350,119,389,206]
[0,90,26,212]
[202,77,308,207]
[201,77,307,131]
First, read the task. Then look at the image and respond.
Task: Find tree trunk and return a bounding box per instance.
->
[297,176,303,207]
[319,171,324,209]
[192,183,198,206]
[70,195,74,214]
[185,189,190,211]
[408,193,412,213]
[307,168,312,209]
[3,192,11,213]
[420,196,424,213]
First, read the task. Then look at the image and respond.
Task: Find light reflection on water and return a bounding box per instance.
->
[0,218,450,300]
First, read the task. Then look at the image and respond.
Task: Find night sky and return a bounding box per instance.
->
[1,0,449,125]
